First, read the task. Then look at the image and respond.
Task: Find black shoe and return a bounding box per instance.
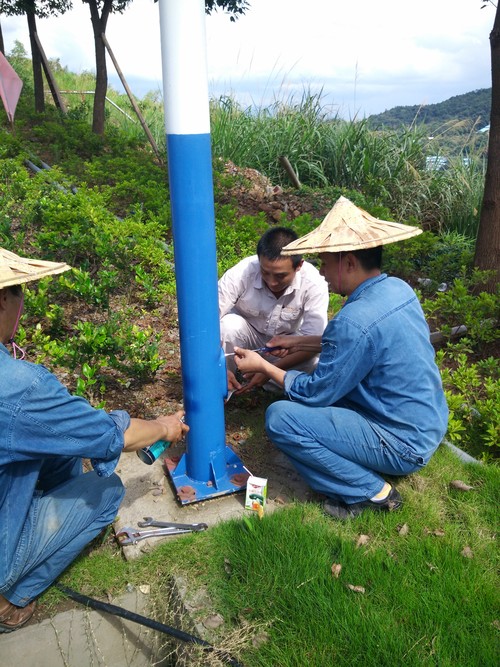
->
[323,486,403,520]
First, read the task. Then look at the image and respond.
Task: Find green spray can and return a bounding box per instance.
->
[136,440,170,465]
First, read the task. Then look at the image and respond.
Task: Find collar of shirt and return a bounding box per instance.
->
[345,273,387,305]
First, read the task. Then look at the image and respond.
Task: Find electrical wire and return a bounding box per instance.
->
[55,583,243,667]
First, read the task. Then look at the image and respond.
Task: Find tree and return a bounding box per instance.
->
[0,0,71,112]
[474,1,500,291]
[85,0,249,136]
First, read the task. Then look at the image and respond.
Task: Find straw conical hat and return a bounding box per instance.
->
[0,247,71,288]
[282,196,422,254]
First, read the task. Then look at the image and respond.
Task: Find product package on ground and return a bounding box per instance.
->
[245,476,268,512]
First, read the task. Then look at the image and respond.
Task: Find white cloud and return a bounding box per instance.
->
[1,0,494,118]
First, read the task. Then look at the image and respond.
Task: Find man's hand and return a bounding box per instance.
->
[234,371,268,394]
[233,348,267,375]
[155,410,189,443]
[124,410,189,451]
[266,334,322,355]
[227,369,243,392]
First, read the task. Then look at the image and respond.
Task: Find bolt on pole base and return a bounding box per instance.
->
[166,445,249,504]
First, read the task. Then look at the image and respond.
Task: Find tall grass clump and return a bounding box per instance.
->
[207,93,485,238]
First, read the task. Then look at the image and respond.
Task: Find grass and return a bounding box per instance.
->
[2,51,498,664]
[44,444,499,667]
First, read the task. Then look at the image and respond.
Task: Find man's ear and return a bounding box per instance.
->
[344,253,358,272]
[295,259,304,272]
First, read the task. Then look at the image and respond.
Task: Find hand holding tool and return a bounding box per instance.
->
[225,345,282,357]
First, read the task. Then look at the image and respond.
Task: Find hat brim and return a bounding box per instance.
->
[281,196,422,255]
[0,248,72,288]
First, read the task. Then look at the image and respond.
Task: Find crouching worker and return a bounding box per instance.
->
[0,248,189,632]
[234,197,449,520]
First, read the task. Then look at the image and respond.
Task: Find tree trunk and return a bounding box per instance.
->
[0,19,5,55]
[474,5,500,292]
[87,0,112,135]
[26,6,44,113]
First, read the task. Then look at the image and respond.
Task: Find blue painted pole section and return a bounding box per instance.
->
[167,132,227,482]
[158,0,245,500]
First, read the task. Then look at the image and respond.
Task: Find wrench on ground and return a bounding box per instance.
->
[116,523,207,546]
[138,517,208,530]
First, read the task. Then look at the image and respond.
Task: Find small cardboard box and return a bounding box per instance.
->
[245,475,268,512]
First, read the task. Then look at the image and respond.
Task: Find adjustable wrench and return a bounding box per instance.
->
[116,522,208,546]
[137,516,208,531]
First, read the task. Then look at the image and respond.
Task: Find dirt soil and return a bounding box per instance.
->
[217,159,335,222]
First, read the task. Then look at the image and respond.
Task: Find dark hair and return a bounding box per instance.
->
[7,284,23,297]
[351,246,383,271]
[257,227,302,268]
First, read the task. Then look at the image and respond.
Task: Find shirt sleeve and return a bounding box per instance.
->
[284,316,376,406]
[218,262,244,318]
[296,277,329,336]
[91,410,130,477]
[10,367,129,476]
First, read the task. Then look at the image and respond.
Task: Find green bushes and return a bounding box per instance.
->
[1,92,498,459]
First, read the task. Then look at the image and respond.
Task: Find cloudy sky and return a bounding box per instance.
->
[2,0,495,119]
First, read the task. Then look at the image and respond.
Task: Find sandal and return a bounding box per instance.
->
[0,596,36,633]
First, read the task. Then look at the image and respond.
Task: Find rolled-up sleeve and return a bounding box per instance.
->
[8,367,130,477]
[284,318,376,406]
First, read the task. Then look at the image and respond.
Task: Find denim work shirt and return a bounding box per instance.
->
[218,255,329,337]
[284,274,449,464]
[0,344,130,587]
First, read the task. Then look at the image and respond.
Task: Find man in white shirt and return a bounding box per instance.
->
[219,226,329,394]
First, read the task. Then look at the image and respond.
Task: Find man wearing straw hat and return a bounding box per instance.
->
[0,248,188,632]
[233,197,448,519]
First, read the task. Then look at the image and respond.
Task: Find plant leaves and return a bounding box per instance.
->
[356,534,370,547]
[346,584,365,593]
[331,563,342,578]
[203,613,224,630]
[397,523,410,536]
[252,631,270,648]
[450,479,474,491]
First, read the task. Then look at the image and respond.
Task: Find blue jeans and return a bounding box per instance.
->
[4,457,124,606]
[266,401,422,504]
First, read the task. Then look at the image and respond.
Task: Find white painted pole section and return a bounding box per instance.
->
[159,0,210,135]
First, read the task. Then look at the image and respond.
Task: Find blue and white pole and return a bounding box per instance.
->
[158,0,246,503]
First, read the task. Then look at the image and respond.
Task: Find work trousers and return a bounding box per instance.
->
[4,457,124,606]
[266,401,422,504]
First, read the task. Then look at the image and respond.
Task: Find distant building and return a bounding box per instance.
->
[426,156,449,171]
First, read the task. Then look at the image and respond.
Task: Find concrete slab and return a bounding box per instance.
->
[0,590,166,667]
[115,439,318,559]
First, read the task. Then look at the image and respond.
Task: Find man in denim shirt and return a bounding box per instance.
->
[233,197,449,519]
[0,248,189,632]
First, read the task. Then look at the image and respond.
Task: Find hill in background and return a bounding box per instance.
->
[367,88,491,132]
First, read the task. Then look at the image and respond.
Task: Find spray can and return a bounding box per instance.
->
[137,440,171,465]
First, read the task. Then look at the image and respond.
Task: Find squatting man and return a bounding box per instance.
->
[232,197,449,520]
[0,248,189,633]
[219,226,329,394]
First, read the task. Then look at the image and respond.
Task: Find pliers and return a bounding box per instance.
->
[116,517,208,545]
